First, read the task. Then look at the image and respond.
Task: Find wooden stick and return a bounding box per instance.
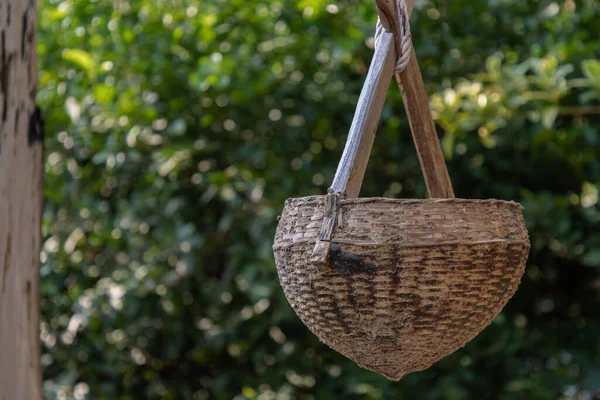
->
[377,0,454,198]
[395,53,454,198]
[330,32,396,197]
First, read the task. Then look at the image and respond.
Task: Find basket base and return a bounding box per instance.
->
[275,241,529,379]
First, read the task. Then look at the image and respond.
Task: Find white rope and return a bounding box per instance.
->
[374,0,412,73]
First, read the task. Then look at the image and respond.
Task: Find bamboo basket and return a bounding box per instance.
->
[273,0,529,380]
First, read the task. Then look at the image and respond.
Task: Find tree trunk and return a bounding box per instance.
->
[0,1,42,399]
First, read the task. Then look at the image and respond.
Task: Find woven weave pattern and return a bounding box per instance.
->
[273,196,529,379]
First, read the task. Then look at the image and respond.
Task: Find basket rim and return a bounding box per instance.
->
[273,237,531,251]
[284,195,524,210]
[276,196,529,250]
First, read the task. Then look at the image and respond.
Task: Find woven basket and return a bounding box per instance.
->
[273,4,529,379]
[273,196,529,379]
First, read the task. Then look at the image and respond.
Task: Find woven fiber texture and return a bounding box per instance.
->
[273,196,530,379]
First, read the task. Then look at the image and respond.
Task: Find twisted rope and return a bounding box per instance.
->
[374,0,412,73]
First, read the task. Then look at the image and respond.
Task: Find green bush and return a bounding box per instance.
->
[38,0,600,398]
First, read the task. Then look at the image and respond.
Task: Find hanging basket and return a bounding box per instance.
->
[273,0,529,380]
[274,197,528,379]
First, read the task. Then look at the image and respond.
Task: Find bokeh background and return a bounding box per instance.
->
[37,0,600,399]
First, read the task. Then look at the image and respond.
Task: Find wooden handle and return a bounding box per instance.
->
[331,0,454,198]
[396,53,454,198]
[380,0,454,198]
[330,33,396,197]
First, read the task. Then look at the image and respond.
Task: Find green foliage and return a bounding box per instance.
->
[38,0,600,399]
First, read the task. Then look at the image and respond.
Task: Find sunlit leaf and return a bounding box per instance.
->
[61,48,95,71]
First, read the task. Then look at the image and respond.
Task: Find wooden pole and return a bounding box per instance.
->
[395,47,455,198]
[381,0,455,198]
[330,33,396,197]
[0,1,43,399]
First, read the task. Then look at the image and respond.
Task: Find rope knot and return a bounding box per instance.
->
[374,0,412,73]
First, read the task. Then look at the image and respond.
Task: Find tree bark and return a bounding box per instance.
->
[0,1,43,399]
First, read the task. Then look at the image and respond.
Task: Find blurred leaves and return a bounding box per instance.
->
[37,0,600,399]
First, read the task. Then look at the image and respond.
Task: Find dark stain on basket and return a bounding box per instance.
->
[330,297,350,334]
[390,264,400,298]
[346,276,358,308]
[328,244,376,274]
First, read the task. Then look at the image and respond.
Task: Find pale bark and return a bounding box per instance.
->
[0,0,43,399]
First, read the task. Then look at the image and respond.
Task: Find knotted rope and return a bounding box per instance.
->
[374,0,412,73]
